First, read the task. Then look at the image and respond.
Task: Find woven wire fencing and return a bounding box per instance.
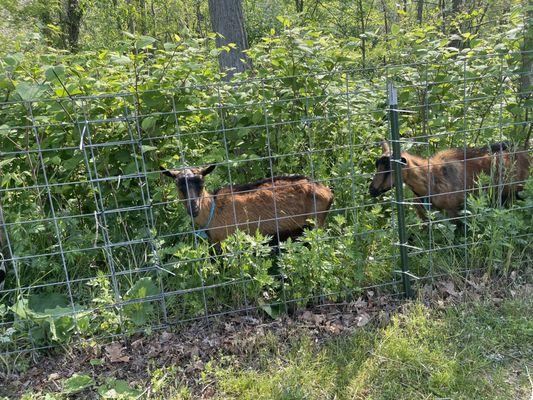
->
[0,52,531,356]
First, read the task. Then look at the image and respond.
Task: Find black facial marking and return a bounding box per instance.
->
[177,176,203,195]
[375,156,391,170]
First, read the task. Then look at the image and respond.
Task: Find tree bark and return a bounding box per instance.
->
[196,0,205,36]
[417,0,423,25]
[357,0,366,68]
[138,0,147,34]
[208,0,250,80]
[64,0,83,52]
[381,0,389,35]
[520,4,532,100]
[452,0,462,14]
[448,0,464,49]
[126,0,135,33]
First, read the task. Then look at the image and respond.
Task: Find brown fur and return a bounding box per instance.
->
[369,140,530,219]
[162,166,334,243]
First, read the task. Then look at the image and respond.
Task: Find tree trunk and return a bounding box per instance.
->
[417,0,423,24]
[520,5,532,100]
[381,0,389,35]
[64,0,83,52]
[126,0,135,33]
[196,0,205,36]
[138,0,147,34]
[439,0,446,33]
[452,0,462,14]
[357,0,366,68]
[208,0,250,80]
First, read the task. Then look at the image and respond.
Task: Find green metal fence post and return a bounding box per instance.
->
[388,82,413,299]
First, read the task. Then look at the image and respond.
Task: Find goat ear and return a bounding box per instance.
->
[201,164,216,176]
[381,140,391,155]
[160,166,175,178]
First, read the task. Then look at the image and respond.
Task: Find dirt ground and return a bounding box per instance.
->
[1,272,530,399]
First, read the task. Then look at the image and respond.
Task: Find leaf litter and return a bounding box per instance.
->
[2,273,528,399]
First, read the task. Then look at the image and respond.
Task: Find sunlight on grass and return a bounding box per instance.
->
[211,297,532,400]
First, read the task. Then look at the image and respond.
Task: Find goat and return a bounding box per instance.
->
[161,165,334,244]
[369,140,530,220]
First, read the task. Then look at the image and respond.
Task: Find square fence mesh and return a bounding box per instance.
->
[0,52,531,356]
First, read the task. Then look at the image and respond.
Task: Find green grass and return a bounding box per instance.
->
[209,297,532,400]
[12,292,532,399]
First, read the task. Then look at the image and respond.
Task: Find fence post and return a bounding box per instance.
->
[388,83,413,299]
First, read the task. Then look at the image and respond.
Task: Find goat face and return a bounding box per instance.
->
[369,155,395,197]
[369,140,406,197]
[161,165,216,217]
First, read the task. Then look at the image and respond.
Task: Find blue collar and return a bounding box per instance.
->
[195,198,215,239]
[421,196,431,210]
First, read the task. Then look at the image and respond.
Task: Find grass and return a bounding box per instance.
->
[208,296,532,400]
[10,286,531,399]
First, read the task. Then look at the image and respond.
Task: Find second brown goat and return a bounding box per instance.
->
[162,165,334,243]
[369,140,530,220]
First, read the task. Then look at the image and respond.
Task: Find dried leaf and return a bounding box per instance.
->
[440,281,459,297]
[48,373,60,381]
[105,343,130,363]
[356,313,370,327]
[160,332,173,343]
[326,323,342,334]
[351,297,367,309]
[301,311,314,322]
[189,346,200,358]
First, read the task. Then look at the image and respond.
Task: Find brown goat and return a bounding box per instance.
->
[162,165,334,243]
[369,140,530,220]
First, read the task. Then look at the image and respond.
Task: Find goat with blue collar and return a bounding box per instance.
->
[161,164,334,245]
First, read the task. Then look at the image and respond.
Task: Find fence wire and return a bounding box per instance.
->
[0,52,531,356]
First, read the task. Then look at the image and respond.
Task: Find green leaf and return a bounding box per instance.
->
[122,31,136,39]
[136,35,157,49]
[4,53,23,66]
[259,300,283,319]
[28,293,69,313]
[124,277,159,326]
[125,277,158,300]
[111,55,132,65]
[98,378,142,399]
[15,82,48,101]
[63,374,94,394]
[141,116,157,130]
[141,145,157,153]
[44,65,66,83]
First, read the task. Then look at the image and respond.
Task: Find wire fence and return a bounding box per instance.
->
[0,51,531,356]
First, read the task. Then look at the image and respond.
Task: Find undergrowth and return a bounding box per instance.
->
[5,286,531,399]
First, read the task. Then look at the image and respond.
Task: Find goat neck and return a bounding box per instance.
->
[193,190,215,227]
[401,152,431,198]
